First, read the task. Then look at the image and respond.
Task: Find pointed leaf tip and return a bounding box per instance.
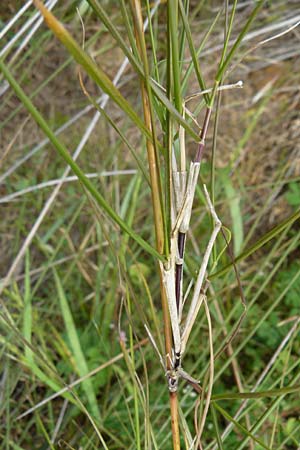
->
[33,0,68,40]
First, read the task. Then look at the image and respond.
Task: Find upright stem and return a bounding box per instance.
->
[130,2,180,448]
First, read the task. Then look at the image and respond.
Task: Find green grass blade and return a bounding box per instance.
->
[211,404,224,450]
[121,0,141,62]
[213,403,271,450]
[216,1,263,82]
[32,0,151,141]
[168,0,182,112]
[33,0,198,145]
[178,0,208,103]
[0,59,164,263]
[218,0,238,67]
[150,80,200,141]
[79,83,150,185]
[23,250,32,362]
[212,384,300,401]
[234,396,287,450]
[54,270,101,422]
[145,0,160,83]
[2,302,75,405]
[181,9,221,96]
[86,0,143,74]
[210,207,300,279]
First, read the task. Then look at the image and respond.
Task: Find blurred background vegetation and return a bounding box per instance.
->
[0,1,300,449]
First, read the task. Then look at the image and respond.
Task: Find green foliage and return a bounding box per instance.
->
[276,261,300,316]
[285,182,300,207]
[1,1,299,449]
[256,311,281,348]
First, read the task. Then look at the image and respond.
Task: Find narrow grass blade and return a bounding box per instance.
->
[168,0,182,112]
[78,76,150,185]
[150,81,200,141]
[120,0,141,63]
[212,384,300,401]
[35,414,56,450]
[1,304,75,404]
[86,0,143,75]
[33,0,199,143]
[234,396,288,450]
[0,59,164,263]
[181,9,221,96]
[54,270,101,422]
[210,207,300,279]
[213,402,271,450]
[145,0,160,83]
[178,0,208,103]
[215,1,263,82]
[211,404,224,450]
[32,0,151,140]
[129,0,167,256]
[23,250,32,361]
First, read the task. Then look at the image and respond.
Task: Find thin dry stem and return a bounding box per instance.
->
[130,1,180,448]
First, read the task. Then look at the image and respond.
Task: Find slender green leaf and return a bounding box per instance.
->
[23,251,32,362]
[33,0,199,143]
[178,0,208,103]
[212,384,300,401]
[211,404,224,450]
[168,0,182,112]
[0,58,164,263]
[216,1,263,81]
[54,270,101,421]
[214,403,271,450]
[1,306,75,405]
[218,0,238,68]
[87,0,143,74]
[129,0,167,252]
[79,83,150,185]
[181,9,221,96]
[235,396,288,450]
[210,207,300,279]
[32,0,151,140]
[150,80,200,141]
[145,0,160,83]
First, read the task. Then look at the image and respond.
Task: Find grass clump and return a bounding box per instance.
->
[1,1,300,449]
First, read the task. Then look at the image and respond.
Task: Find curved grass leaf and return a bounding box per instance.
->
[213,403,271,450]
[32,0,151,140]
[181,9,221,97]
[150,80,200,141]
[212,384,300,401]
[0,59,164,263]
[78,76,150,185]
[210,207,300,279]
[168,0,182,112]
[54,270,101,421]
[33,0,199,143]
[211,404,224,450]
[178,0,208,103]
[87,0,143,75]
[215,1,263,82]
